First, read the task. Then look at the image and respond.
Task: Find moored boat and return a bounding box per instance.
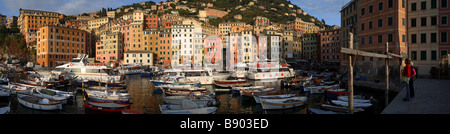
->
[159,100,217,114]
[253,93,297,104]
[260,96,307,110]
[17,93,63,110]
[240,88,277,97]
[84,100,130,112]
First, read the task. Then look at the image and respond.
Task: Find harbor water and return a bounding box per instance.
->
[3,73,398,114]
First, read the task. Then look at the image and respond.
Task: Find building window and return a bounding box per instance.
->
[443,0,448,8]
[421,1,427,10]
[388,17,393,26]
[431,16,437,25]
[369,5,373,13]
[389,0,393,8]
[361,23,365,31]
[421,17,427,26]
[441,50,448,57]
[378,19,383,27]
[402,0,406,8]
[388,34,393,42]
[412,3,417,11]
[411,18,417,27]
[369,36,373,44]
[421,33,427,43]
[412,51,417,60]
[369,21,373,29]
[441,32,448,43]
[361,8,365,16]
[411,34,417,44]
[432,0,437,8]
[378,35,383,44]
[402,18,406,26]
[379,2,383,10]
[432,50,437,60]
[442,16,448,25]
[431,33,437,43]
[402,34,406,42]
[421,51,427,60]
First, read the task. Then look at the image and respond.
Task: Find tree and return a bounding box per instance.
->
[321,19,326,24]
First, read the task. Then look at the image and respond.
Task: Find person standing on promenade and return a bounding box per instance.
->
[409,62,417,99]
[401,59,412,101]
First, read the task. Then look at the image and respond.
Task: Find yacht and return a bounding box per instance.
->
[247,59,295,80]
[51,54,125,87]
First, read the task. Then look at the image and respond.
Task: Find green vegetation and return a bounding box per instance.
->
[0,25,35,62]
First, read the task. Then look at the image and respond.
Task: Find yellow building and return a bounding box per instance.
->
[36,25,89,67]
[88,17,110,30]
[18,9,60,35]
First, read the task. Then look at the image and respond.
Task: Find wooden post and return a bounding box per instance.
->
[385,42,389,107]
[348,32,354,114]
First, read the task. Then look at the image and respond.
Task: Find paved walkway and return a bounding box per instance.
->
[382,78,450,114]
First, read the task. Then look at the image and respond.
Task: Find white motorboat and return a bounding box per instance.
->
[84,88,130,103]
[331,100,373,108]
[51,54,125,87]
[247,60,295,80]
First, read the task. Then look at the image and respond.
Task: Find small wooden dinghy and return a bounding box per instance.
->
[17,93,63,110]
[253,93,297,104]
[84,100,130,112]
[260,96,307,110]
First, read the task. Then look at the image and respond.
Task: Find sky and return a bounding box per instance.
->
[0,0,345,26]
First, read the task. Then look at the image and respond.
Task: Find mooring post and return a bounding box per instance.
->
[348,32,354,114]
[385,42,389,107]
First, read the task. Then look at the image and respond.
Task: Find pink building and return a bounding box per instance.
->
[440,0,450,57]
[204,36,222,64]
[96,32,124,64]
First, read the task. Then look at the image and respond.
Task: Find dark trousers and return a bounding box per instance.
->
[409,78,415,98]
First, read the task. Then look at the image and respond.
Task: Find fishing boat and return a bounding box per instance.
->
[0,102,10,114]
[337,95,372,103]
[331,100,373,108]
[253,93,297,104]
[84,100,130,112]
[214,83,252,88]
[326,88,348,97]
[121,109,143,114]
[159,100,217,114]
[162,69,215,85]
[247,60,295,80]
[304,84,339,94]
[231,86,265,94]
[320,104,365,113]
[118,64,143,75]
[260,96,307,110]
[163,90,207,96]
[163,94,218,106]
[84,88,130,103]
[51,54,125,87]
[32,88,69,104]
[240,88,277,97]
[307,107,343,114]
[0,83,32,94]
[157,84,206,91]
[214,79,247,84]
[151,77,200,87]
[0,90,9,98]
[17,93,63,110]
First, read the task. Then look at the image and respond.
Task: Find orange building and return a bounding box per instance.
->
[36,25,89,67]
[358,0,408,59]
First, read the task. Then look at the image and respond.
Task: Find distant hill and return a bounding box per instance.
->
[105,0,328,28]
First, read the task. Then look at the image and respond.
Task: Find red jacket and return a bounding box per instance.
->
[402,64,411,77]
